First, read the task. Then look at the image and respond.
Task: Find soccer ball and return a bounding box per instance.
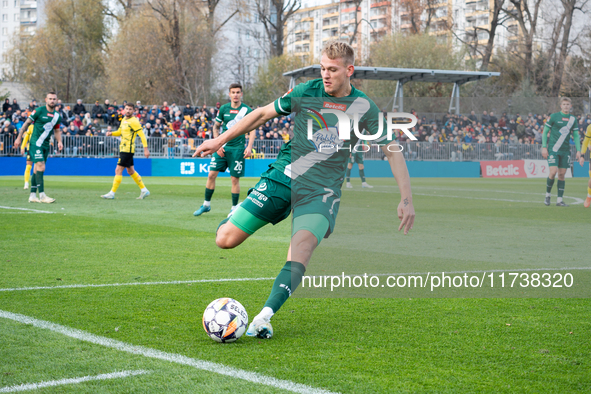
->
[202,298,248,343]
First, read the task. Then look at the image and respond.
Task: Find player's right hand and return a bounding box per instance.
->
[579,156,585,167]
[193,139,222,158]
[216,147,225,157]
[106,132,112,136]
[14,137,21,149]
[541,147,548,159]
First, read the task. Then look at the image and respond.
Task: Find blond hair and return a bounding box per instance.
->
[322,40,355,66]
[560,97,571,104]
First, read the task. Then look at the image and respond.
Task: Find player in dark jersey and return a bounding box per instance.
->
[14,91,63,203]
[195,41,415,339]
[193,83,255,216]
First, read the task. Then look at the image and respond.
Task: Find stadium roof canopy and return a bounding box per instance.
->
[283,65,500,114]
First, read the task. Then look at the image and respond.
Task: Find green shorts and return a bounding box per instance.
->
[349,151,364,165]
[30,144,49,163]
[239,167,341,239]
[548,151,570,169]
[210,148,245,177]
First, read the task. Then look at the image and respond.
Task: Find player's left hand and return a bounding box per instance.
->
[57,141,63,151]
[397,198,415,235]
[244,148,252,158]
[579,156,585,167]
[144,147,150,158]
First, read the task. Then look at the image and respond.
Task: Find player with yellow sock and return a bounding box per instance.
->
[581,125,591,208]
[21,124,33,189]
[101,102,150,200]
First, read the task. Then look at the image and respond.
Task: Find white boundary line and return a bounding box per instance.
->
[0,206,54,214]
[0,277,275,292]
[0,310,339,394]
[0,370,151,393]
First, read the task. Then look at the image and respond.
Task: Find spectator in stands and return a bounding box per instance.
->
[63,105,73,125]
[28,100,38,111]
[73,99,85,115]
[67,123,79,135]
[91,101,105,120]
[83,113,92,127]
[481,110,490,126]
[2,98,9,112]
[183,104,195,118]
[136,101,144,112]
[11,99,20,112]
[489,111,498,125]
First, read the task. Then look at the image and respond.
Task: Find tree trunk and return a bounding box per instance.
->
[480,0,504,71]
[551,0,575,96]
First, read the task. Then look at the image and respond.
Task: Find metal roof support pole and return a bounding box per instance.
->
[289,76,296,90]
[393,81,404,112]
[449,82,460,114]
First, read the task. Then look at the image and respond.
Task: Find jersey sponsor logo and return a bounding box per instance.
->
[47,113,54,117]
[323,102,347,111]
[562,118,569,121]
[257,182,267,191]
[229,110,239,114]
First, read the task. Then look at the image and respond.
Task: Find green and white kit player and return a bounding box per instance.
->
[14,91,63,204]
[195,41,415,339]
[542,97,581,207]
[193,83,255,216]
[345,139,372,189]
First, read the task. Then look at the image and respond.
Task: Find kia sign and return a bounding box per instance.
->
[481,161,525,178]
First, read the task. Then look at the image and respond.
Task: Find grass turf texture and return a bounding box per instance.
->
[0,175,589,393]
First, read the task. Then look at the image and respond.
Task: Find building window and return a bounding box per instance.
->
[2,28,6,35]
[2,1,7,9]
[14,12,18,21]
[246,31,250,40]
[2,14,6,21]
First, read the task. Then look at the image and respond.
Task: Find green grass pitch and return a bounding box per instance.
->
[0,175,590,393]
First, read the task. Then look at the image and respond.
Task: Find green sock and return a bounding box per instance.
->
[359,169,366,183]
[231,193,239,206]
[557,180,565,198]
[546,177,555,193]
[346,167,351,182]
[217,217,229,233]
[30,173,37,193]
[263,261,306,313]
[205,187,214,202]
[37,171,44,193]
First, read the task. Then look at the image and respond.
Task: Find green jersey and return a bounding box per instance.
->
[27,106,62,149]
[544,112,579,153]
[272,79,391,189]
[215,102,253,149]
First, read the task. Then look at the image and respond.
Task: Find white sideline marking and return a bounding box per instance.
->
[0,206,54,214]
[0,370,150,393]
[0,277,274,292]
[0,310,339,394]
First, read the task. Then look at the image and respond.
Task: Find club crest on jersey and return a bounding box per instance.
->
[311,127,343,154]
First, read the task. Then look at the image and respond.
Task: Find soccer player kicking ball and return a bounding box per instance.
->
[195,41,415,339]
[345,140,372,189]
[14,91,63,203]
[101,103,151,200]
[542,97,581,207]
[193,83,255,216]
[581,125,591,207]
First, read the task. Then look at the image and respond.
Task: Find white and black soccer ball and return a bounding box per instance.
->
[202,298,248,343]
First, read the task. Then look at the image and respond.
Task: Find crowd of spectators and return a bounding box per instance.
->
[0,98,294,157]
[1,97,588,158]
[398,109,588,148]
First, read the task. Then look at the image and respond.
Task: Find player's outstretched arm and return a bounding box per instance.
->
[381,142,415,235]
[194,103,279,157]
